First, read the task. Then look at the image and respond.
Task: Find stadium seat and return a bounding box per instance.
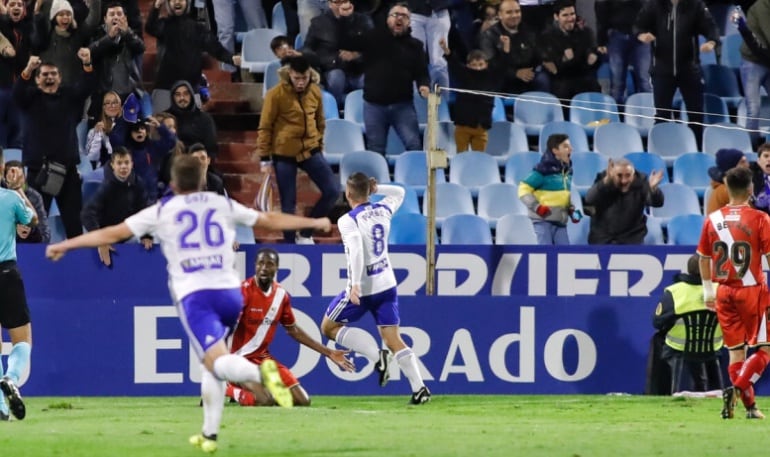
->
[389,213,429,244]
[698,36,718,65]
[294,33,303,50]
[323,119,365,165]
[680,93,729,125]
[393,150,446,197]
[322,90,339,120]
[3,147,21,162]
[702,64,743,108]
[647,122,698,165]
[736,97,770,132]
[720,33,743,68]
[271,2,287,34]
[422,182,475,228]
[702,124,754,155]
[593,122,644,159]
[538,121,590,154]
[477,182,527,228]
[424,120,457,157]
[650,183,702,226]
[504,152,541,185]
[82,167,105,182]
[623,92,655,137]
[414,90,451,131]
[495,214,538,245]
[262,60,282,96]
[513,91,564,136]
[566,214,591,245]
[385,127,406,163]
[486,121,529,165]
[343,89,364,128]
[569,92,620,137]
[370,182,420,215]
[235,224,256,245]
[672,153,715,197]
[571,152,608,196]
[339,150,391,186]
[449,151,501,196]
[623,152,669,183]
[241,28,283,73]
[492,97,506,122]
[49,214,66,242]
[441,214,493,245]
[644,216,665,245]
[667,214,705,245]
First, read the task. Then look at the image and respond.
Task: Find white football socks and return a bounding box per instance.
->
[201,369,225,438]
[395,348,424,392]
[336,327,380,362]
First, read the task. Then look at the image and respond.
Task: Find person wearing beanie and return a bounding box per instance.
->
[706,148,750,214]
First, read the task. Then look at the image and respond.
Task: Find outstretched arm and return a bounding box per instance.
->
[284,325,355,371]
[46,223,134,261]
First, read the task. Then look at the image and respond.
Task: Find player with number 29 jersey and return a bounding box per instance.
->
[124,192,259,301]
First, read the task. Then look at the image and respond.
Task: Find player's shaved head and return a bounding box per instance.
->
[725,166,752,200]
[346,172,372,202]
[171,154,204,193]
[256,248,279,266]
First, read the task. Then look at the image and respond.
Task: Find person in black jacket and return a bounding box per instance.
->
[14,51,95,239]
[584,157,665,244]
[167,80,219,160]
[145,0,240,112]
[342,2,430,155]
[0,0,34,148]
[635,0,720,144]
[80,147,152,266]
[186,143,226,196]
[439,38,498,152]
[302,0,372,107]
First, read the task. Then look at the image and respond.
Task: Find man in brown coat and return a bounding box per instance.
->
[256,55,338,244]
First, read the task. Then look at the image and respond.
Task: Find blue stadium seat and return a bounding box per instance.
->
[567,215,591,245]
[441,214,493,245]
[271,2,287,34]
[3,147,21,162]
[486,121,529,165]
[648,122,698,165]
[720,33,743,68]
[702,64,743,108]
[495,214,538,245]
[389,213,429,244]
[262,59,282,96]
[571,152,608,196]
[370,182,420,215]
[393,150,446,197]
[449,151,501,196]
[644,217,665,245]
[323,119,365,165]
[513,91,564,136]
[477,182,527,228]
[623,92,655,137]
[569,92,620,137]
[680,93,729,125]
[699,36,718,65]
[504,152,541,185]
[49,214,66,242]
[294,33,304,50]
[385,127,406,163]
[241,28,284,73]
[83,167,104,182]
[702,124,754,155]
[322,90,339,120]
[593,122,644,159]
[672,153,715,197]
[737,97,770,132]
[667,214,706,245]
[422,182,475,227]
[624,152,669,183]
[414,90,451,131]
[424,120,457,157]
[539,121,590,154]
[235,224,256,245]
[492,97,506,122]
[650,183,702,226]
[339,150,391,186]
[343,89,364,128]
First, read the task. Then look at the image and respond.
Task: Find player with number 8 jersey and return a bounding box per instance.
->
[697,167,770,420]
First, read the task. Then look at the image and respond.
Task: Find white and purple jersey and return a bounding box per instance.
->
[337,185,404,297]
[125,192,259,301]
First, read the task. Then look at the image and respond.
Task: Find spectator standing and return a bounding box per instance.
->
[256,56,338,244]
[584,157,664,244]
[594,0,652,104]
[736,0,770,149]
[80,147,152,266]
[751,143,770,215]
[478,0,549,96]
[538,0,601,103]
[212,0,267,81]
[706,148,749,215]
[14,52,94,239]
[0,0,35,148]
[342,2,430,155]
[2,159,49,243]
[518,133,574,245]
[634,0,719,144]
[302,0,372,107]
[407,0,450,90]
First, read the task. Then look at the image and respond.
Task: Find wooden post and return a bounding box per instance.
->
[424,88,447,296]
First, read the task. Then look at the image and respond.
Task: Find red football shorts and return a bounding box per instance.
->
[716,283,770,349]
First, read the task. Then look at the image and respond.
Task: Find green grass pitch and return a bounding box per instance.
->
[0,395,763,456]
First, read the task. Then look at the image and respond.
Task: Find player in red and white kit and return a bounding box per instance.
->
[227,248,355,406]
[697,167,770,420]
